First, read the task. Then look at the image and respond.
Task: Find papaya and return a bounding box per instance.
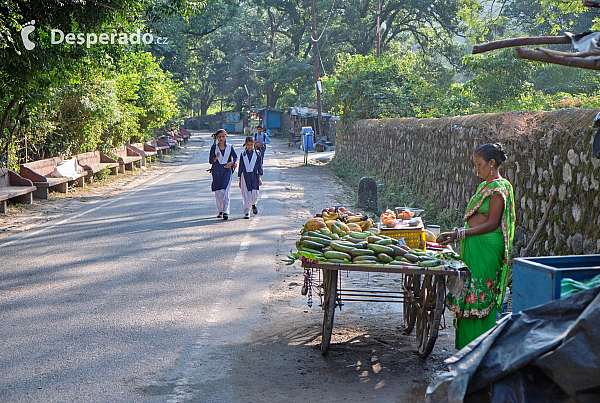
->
[436,233,449,244]
[423,230,437,243]
[359,218,374,230]
[325,220,337,230]
[346,223,363,232]
[305,218,326,232]
[337,222,351,232]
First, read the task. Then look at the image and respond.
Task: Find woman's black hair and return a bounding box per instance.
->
[212,128,227,139]
[474,143,507,166]
[244,136,254,143]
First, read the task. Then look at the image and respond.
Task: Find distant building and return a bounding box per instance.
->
[184,111,245,133]
[284,107,339,145]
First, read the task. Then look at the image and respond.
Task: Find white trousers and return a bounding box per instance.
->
[240,175,259,214]
[215,179,231,214]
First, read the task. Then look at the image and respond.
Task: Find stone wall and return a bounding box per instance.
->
[335,109,600,256]
[184,115,222,131]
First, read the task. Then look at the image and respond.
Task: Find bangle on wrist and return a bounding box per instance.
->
[453,227,466,240]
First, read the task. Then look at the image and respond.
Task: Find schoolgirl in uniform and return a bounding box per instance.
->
[252,125,270,165]
[238,136,263,219]
[209,129,237,220]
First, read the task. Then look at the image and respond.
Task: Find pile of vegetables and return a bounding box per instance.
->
[283,207,463,270]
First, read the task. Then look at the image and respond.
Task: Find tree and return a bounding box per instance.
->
[324,51,441,122]
[0,0,195,168]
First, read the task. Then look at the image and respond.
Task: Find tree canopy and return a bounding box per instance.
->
[1,0,599,169]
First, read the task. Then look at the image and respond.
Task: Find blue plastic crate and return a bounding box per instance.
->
[513,254,600,312]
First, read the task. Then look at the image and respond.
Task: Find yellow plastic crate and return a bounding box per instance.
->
[380,228,426,251]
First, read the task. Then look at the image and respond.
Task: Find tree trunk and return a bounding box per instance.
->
[1,98,18,167]
[200,94,214,116]
[0,98,18,140]
[267,84,281,108]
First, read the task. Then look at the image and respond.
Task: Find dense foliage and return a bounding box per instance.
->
[0,0,194,169]
[2,0,600,169]
[324,52,442,121]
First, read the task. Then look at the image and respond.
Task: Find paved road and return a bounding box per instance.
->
[0,133,284,402]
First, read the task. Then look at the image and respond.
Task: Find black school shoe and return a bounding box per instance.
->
[217,212,222,218]
[223,213,229,220]
[244,212,250,219]
[252,205,258,215]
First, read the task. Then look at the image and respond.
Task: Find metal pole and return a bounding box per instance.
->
[376,0,381,57]
[310,0,324,140]
[247,56,251,132]
[247,57,251,111]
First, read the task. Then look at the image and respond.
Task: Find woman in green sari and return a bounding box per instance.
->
[440,143,516,350]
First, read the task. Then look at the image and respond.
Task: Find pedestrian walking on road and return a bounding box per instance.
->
[209,129,237,220]
[252,125,270,165]
[238,136,263,219]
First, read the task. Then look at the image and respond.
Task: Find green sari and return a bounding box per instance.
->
[447,176,515,349]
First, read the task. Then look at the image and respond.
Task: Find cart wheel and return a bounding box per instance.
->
[321,269,338,355]
[402,274,420,335]
[415,275,446,358]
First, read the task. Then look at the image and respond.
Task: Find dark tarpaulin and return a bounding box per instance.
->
[426,286,600,403]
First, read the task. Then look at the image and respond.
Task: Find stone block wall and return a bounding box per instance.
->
[335,109,600,256]
[184,115,222,131]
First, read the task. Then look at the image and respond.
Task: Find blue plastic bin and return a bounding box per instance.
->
[301,126,314,152]
[513,254,600,312]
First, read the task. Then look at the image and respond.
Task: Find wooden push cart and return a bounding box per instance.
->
[301,260,470,358]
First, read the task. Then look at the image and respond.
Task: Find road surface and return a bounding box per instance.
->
[0,132,454,402]
[0,133,284,402]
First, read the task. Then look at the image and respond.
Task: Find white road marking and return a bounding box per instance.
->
[231,217,260,269]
